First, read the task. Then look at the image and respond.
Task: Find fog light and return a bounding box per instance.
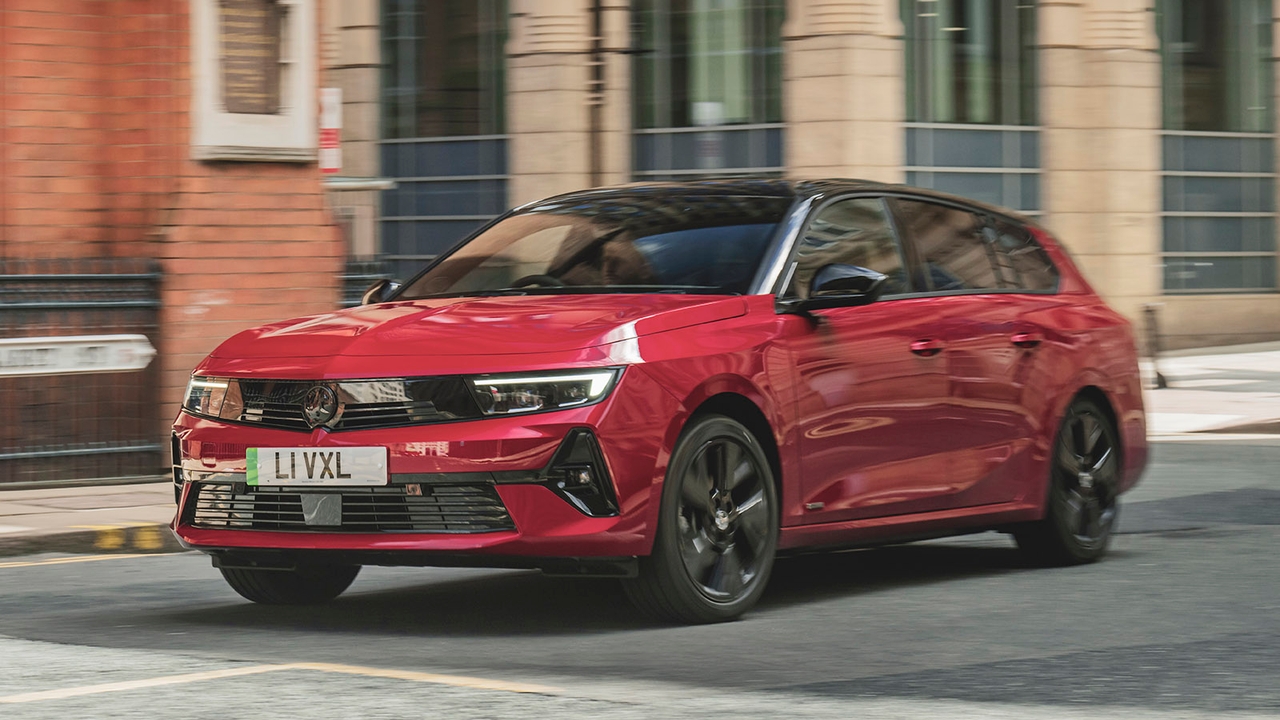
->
[545,430,618,517]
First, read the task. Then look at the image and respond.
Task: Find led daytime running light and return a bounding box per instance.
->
[477,372,614,398]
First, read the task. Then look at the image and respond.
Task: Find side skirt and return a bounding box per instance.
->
[778,501,1043,553]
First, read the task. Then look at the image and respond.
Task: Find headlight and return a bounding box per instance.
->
[468,368,622,415]
[183,376,243,420]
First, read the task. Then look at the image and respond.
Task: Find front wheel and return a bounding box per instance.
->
[623,414,779,623]
[1015,397,1121,565]
[220,564,360,605]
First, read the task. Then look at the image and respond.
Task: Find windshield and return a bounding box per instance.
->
[398,193,795,298]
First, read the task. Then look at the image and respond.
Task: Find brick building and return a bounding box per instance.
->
[328,0,1280,349]
[0,0,340,484]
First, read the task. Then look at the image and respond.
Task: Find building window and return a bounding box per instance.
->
[902,0,1037,127]
[381,0,507,139]
[633,0,783,130]
[631,0,784,179]
[379,0,509,281]
[902,1,1039,215]
[1160,0,1277,293]
[1161,0,1272,133]
[190,0,317,161]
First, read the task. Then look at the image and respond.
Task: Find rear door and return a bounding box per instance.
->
[888,198,1058,506]
[775,196,959,524]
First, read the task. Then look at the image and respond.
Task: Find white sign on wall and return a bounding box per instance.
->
[0,335,157,377]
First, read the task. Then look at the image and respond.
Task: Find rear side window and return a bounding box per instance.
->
[986,219,1059,291]
[892,199,998,292]
[891,199,1059,293]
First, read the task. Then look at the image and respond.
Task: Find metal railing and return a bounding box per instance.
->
[0,258,164,487]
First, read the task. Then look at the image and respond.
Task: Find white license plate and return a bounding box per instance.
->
[246,447,388,487]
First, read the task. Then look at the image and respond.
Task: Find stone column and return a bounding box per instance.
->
[599,0,633,186]
[322,0,383,258]
[1039,0,1162,321]
[783,0,905,182]
[507,0,595,206]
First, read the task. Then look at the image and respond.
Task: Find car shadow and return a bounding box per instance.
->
[157,537,1106,637]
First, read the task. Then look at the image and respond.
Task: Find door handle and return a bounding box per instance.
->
[910,339,945,357]
[1011,331,1044,348]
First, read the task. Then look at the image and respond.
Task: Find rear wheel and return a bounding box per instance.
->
[623,414,778,623]
[220,565,360,605]
[1015,397,1120,565]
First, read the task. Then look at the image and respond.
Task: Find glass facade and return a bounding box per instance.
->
[379,0,509,281]
[382,0,506,138]
[902,0,1036,127]
[1159,0,1277,292]
[901,1,1040,215]
[631,0,785,178]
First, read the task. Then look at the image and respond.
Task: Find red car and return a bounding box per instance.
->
[172,180,1148,623]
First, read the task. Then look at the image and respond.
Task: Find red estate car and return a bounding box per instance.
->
[172,180,1147,623]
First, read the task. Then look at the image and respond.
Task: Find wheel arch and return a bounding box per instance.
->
[689,392,784,506]
[1030,380,1125,514]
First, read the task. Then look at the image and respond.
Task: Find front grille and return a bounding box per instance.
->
[188,481,515,533]
[233,378,483,432]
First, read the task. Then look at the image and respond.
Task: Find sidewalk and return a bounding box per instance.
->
[0,483,181,558]
[1145,341,1280,437]
[1,342,1277,558]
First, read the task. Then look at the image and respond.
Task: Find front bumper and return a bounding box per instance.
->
[171,367,681,560]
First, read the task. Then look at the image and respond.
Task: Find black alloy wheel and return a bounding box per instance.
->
[220,564,361,605]
[1015,397,1120,565]
[623,414,778,623]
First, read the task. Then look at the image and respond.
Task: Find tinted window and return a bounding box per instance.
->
[398,194,793,298]
[785,198,908,299]
[987,219,1059,291]
[893,199,998,292]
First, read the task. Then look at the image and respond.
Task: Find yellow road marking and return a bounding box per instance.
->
[0,665,291,703]
[69,524,156,530]
[289,662,563,695]
[0,661,563,704]
[0,554,164,570]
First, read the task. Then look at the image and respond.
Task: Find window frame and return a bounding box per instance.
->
[777,195,916,302]
[767,191,1060,300]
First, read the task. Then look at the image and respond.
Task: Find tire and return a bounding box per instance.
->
[1015,397,1121,565]
[220,564,360,605]
[623,414,779,624]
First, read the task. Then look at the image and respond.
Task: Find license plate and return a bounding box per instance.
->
[246,447,388,487]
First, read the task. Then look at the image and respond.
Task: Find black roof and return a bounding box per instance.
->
[527,178,1034,225]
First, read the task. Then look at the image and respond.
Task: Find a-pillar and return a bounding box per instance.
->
[1039,0,1162,321]
[783,0,905,183]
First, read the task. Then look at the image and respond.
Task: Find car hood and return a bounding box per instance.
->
[209,294,748,359]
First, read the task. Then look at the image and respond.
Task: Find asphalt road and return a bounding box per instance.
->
[1,437,1278,719]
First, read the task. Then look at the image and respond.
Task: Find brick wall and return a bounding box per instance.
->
[1,0,342,461]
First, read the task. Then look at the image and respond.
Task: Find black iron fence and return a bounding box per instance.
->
[0,258,163,487]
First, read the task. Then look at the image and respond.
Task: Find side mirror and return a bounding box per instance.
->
[783,264,887,314]
[361,278,401,305]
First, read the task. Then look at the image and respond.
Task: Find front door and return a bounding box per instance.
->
[776,196,958,524]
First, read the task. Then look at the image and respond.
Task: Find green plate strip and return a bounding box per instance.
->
[246,447,258,486]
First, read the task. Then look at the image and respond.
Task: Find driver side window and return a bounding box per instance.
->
[784,197,908,299]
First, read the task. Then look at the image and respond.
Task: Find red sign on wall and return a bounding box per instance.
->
[319,88,341,174]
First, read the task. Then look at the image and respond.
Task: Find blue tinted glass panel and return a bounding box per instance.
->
[1164,176,1276,213]
[1163,217,1276,253]
[1164,255,1277,291]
